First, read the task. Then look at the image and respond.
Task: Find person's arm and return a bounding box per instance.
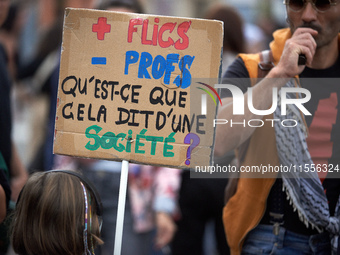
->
[214,28,317,157]
[152,167,181,250]
[154,211,177,250]
[10,143,28,202]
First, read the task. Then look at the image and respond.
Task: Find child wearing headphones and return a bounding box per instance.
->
[11,170,103,255]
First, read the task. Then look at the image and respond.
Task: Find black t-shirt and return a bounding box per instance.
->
[222,55,340,235]
[0,44,12,209]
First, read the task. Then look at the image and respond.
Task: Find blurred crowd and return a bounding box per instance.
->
[0,0,280,254]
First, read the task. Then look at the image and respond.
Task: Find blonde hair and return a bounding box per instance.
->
[11,171,103,255]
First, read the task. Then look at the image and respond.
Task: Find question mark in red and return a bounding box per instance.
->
[184,133,200,166]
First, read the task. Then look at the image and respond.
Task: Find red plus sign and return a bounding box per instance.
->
[92,17,111,40]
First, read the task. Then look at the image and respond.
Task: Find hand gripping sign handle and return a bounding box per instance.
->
[113,160,129,255]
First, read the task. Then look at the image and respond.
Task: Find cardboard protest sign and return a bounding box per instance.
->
[54,8,223,169]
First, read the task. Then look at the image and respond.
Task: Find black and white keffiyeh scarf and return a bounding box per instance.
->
[273,79,340,253]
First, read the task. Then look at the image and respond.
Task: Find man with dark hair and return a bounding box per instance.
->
[215,0,340,254]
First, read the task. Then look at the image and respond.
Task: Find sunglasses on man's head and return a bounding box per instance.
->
[284,0,338,12]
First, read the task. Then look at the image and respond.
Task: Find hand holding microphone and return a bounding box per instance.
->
[298,54,307,65]
[276,28,317,77]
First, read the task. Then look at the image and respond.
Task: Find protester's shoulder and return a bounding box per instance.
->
[222,51,262,78]
[224,51,273,80]
[222,57,249,79]
[220,57,253,97]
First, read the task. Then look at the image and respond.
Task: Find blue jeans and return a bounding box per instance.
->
[241,224,331,255]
